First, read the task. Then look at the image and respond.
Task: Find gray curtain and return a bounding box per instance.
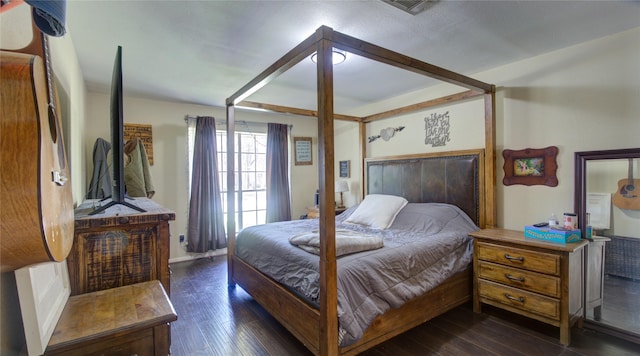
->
[265,123,291,222]
[187,116,226,252]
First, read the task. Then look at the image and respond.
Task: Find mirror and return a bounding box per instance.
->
[575,148,640,343]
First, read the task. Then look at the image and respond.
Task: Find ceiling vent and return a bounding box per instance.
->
[380,0,438,15]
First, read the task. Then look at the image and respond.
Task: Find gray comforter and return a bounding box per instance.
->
[235,203,478,346]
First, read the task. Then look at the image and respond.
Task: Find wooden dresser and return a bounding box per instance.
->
[68,198,175,296]
[470,228,588,345]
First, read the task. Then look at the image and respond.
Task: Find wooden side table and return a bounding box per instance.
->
[306,206,346,219]
[470,228,588,346]
[45,280,177,356]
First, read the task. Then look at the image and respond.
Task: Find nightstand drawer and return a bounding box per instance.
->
[478,279,560,321]
[477,242,560,275]
[478,261,561,298]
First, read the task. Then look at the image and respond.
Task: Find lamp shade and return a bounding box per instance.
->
[335,181,349,193]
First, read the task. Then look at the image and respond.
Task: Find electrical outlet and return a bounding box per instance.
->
[179,234,185,243]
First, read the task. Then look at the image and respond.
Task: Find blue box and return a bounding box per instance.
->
[524,225,581,244]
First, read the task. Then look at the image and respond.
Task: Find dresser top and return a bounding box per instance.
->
[74,198,175,227]
[470,228,588,252]
[76,198,173,216]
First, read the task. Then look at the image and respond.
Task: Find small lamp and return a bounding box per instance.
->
[335,181,349,208]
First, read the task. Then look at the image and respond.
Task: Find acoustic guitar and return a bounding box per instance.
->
[612,158,640,211]
[0,5,74,272]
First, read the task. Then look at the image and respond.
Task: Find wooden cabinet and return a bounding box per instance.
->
[68,198,175,296]
[306,206,346,219]
[45,281,177,356]
[470,228,588,345]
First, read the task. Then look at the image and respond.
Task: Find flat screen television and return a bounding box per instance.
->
[90,46,145,215]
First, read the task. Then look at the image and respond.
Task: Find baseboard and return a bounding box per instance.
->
[169,248,227,264]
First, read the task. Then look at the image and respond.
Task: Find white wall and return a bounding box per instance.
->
[492,27,640,230]
[587,159,640,237]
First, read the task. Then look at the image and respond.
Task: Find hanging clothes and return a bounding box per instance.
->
[86,137,112,199]
[124,138,155,198]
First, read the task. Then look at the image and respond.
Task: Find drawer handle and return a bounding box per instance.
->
[504,293,525,303]
[505,274,525,282]
[504,253,524,263]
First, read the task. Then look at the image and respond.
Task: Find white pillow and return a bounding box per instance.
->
[345,194,408,229]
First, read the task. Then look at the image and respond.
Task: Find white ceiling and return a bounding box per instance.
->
[65,1,640,116]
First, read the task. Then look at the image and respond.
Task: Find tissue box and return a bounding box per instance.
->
[524,225,581,244]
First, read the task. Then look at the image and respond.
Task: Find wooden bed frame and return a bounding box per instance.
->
[225,26,496,355]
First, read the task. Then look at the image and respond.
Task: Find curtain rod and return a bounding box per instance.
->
[184,115,292,130]
[184,115,258,126]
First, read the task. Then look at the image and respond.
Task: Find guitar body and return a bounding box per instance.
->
[612,178,640,210]
[0,51,74,272]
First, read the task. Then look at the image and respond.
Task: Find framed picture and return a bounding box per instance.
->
[339,160,350,178]
[502,146,558,186]
[124,123,153,164]
[294,137,312,166]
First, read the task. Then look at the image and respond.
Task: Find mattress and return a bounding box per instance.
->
[235,203,478,346]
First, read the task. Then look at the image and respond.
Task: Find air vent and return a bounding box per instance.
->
[380,0,438,15]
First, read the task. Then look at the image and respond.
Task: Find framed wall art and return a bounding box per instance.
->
[503,146,559,186]
[294,137,312,166]
[124,123,154,164]
[339,160,350,178]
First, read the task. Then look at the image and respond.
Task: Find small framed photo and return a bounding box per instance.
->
[294,137,312,166]
[339,160,350,178]
[502,146,558,186]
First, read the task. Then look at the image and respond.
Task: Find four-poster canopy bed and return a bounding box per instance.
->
[225,26,496,355]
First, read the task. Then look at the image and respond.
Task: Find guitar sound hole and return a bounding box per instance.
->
[48,105,67,169]
[48,106,58,143]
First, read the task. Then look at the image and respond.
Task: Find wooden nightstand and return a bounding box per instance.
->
[470,228,588,346]
[306,206,346,219]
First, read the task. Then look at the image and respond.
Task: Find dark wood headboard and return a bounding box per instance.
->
[365,149,485,227]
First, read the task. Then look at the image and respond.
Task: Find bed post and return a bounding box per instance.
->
[359,121,366,201]
[226,103,236,286]
[484,89,496,229]
[316,30,339,355]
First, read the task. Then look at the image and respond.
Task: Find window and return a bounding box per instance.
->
[188,120,267,231]
[217,131,267,230]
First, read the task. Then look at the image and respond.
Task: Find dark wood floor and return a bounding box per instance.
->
[594,275,640,334]
[169,257,639,356]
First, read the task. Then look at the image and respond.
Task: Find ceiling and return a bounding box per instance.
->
[65,1,640,116]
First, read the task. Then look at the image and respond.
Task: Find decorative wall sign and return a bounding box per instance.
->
[502,146,559,186]
[294,137,312,165]
[124,123,154,165]
[339,160,350,178]
[368,126,405,143]
[424,111,450,147]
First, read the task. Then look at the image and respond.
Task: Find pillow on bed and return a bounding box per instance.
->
[344,194,408,229]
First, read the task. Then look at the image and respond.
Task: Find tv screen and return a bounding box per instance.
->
[90,46,145,215]
[111,45,125,203]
